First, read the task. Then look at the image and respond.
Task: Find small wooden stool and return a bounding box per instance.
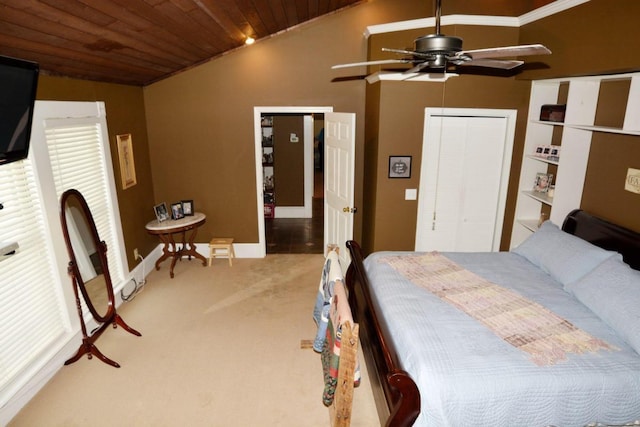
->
[208,238,235,266]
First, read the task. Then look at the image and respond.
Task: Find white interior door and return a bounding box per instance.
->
[324,112,355,267]
[415,108,515,252]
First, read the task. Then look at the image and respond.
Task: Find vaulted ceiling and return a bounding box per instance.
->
[0,0,556,86]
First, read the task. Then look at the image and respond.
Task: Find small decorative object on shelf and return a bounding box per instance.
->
[533,172,553,193]
[539,104,566,122]
[534,145,561,161]
[547,145,561,162]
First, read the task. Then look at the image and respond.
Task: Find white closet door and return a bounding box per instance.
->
[415,109,514,252]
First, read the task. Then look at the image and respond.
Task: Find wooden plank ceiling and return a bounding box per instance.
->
[0,0,555,86]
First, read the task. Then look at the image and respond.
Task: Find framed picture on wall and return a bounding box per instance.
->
[116,133,137,189]
[181,200,194,216]
[389,156,412,179]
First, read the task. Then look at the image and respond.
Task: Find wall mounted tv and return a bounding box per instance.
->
[0,55,39,166]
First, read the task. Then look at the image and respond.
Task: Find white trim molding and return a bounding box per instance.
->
[363,0,590,37]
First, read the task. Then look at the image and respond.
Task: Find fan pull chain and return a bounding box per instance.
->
[431,81,447,232]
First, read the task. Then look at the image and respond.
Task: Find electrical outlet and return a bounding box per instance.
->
[133,248,139,260]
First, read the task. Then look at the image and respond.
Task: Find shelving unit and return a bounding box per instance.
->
[261,115,275,218]
[510,72,640,248]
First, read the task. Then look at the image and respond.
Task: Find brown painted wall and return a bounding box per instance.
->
[363,26,531,253]
[273,115,304,206]
[142,0,429,244]
[32,0,640,262]
[36,76,157,269]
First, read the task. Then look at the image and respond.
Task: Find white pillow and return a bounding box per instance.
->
[565,256,640,354]
[512,221,617,285]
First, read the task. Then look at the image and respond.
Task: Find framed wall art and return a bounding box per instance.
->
[389,155,412,179]
[116,133,137,189]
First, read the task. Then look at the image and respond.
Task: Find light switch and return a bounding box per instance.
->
[290,133,299,143]
[405,189,417,200]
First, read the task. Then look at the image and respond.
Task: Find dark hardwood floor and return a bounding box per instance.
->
[265,171,323,254]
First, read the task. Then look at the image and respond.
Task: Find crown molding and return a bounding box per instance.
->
[363,0,590,37]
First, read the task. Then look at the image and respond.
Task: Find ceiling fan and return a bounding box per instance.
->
[332,0,551,76]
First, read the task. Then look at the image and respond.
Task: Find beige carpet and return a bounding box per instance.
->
[9,254,379,427]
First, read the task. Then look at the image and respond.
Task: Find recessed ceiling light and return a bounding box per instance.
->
[245,37,255,45]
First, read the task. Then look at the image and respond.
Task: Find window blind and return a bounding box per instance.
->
[45,122,124,284]
[0,160,66,401]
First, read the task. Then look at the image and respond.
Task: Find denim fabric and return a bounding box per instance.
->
[312,253,341,352]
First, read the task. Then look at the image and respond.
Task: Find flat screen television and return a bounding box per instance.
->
[0,55,39,166]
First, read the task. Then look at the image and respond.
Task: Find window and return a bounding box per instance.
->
[0,101,127,421]
[0,159,67,406]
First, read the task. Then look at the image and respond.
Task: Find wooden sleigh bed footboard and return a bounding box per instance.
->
[345,240,420,427]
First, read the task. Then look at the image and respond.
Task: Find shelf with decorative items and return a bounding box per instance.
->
[510,72,640,248]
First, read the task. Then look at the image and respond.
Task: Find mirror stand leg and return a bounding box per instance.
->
[113,313,142,337]
[65,338,121,368]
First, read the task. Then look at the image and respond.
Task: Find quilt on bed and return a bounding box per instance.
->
[365,250,640,427]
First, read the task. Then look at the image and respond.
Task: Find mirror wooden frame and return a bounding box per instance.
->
[60,189,141,368]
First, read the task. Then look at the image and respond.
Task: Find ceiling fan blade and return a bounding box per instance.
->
[382,47,434,60]
[459,58,524,70]
[331,59,414,69]
[458,44,551,60]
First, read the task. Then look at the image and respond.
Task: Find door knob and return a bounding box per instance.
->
[343,206,357,213]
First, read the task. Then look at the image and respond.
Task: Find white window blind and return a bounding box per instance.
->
[45,122,124,284]
[0,160,66,403]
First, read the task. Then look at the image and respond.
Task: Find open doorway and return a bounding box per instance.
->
[253,107,332,255]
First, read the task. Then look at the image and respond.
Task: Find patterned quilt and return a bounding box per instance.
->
[381,252,616,365]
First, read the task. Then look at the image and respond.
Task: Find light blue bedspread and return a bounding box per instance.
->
[364,251,640,427]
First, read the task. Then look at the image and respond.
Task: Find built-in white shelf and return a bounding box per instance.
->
[511,72,640,249]
[522,190,553,205]
[525,154,559,166]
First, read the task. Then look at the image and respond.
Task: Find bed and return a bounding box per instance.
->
[345,209,640,427]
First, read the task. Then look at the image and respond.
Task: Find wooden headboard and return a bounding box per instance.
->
[562,209,640,271]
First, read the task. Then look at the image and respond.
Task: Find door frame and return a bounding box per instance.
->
[253,106,333,257]
[415,107,516,251]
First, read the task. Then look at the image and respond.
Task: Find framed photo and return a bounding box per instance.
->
[171,202,184,220]
[181,200,194,216]
[533,172,553,193]
[116,133,137,189]
[153,202,169,222]
[388,156,412,179]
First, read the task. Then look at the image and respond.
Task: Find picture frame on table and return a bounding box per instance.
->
[388,155,412,179]
[171,202,184,220]
[533,172,553,193]
[181,200,194,216]
[153,202,169,222]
